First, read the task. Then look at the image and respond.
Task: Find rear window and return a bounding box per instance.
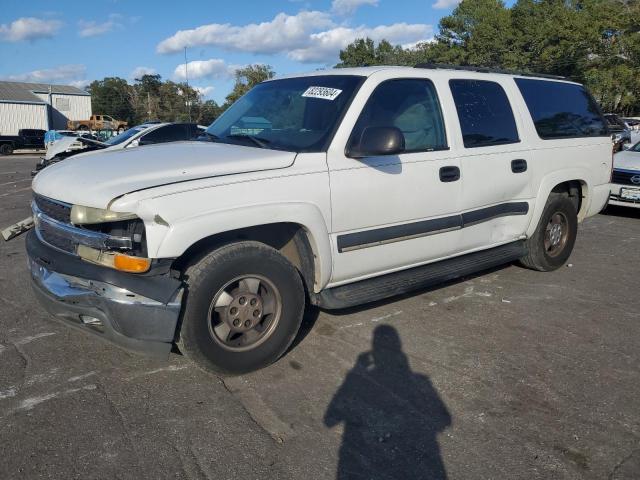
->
[514,79,608,139]
[449,79,519,148]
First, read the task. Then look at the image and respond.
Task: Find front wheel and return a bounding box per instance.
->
[177,241,305,375]
[519,194,578,271]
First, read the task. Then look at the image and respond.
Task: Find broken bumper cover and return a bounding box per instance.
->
[26,231,183,358]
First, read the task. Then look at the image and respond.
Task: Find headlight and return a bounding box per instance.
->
[70,205,137,225]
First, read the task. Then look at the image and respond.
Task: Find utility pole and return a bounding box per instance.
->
[147,91,152,121]
[184,47,192,123]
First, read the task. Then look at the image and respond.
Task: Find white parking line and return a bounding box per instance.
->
[0,178,31,187]
[0,186,32,198]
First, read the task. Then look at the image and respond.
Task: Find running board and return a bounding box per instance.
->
[315,241,527,310]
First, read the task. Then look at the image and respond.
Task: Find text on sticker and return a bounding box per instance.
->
[302,86,342,101]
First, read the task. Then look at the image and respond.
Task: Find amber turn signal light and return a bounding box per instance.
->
[113,254,151,273]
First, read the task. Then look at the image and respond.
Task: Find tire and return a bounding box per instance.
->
[519,194,578,271]
[0,143,13,155]
[177,241,305,375]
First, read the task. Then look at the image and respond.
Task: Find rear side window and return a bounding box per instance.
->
[514,79,608,139]
[449,79,519,148]
[350,79,448,153]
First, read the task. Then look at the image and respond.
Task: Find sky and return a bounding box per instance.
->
[0,0,465,104]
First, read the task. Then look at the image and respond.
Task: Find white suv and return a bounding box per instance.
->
[27,66,612,374]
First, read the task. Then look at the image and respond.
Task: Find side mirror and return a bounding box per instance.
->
[347,126,405,159]
[127,139,140,148]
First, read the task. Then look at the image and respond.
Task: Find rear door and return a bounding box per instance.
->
[448,78,533,251]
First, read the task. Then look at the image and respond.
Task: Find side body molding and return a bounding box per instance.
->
[155,202,333,292]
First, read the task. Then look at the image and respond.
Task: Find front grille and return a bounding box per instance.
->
[612,169,640,186]
[34,195,71,223]
[38,220,76,253]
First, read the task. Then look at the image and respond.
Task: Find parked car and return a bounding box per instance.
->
[604,113,632,148]
[33,122,206,174]
[27,66,612,374]
[67,114,128,133]
[609,141,640,208]
[44,130,98,151]
[0,129,45,155]
[622,118,640,131]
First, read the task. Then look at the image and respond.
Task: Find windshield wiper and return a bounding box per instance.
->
[224,134,271,149]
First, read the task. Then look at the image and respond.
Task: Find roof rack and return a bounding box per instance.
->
[414,63,566,80]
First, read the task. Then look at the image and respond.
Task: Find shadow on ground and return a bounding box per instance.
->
[324,325,451,479]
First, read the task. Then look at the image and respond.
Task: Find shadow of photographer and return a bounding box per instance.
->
[324,325,451,479]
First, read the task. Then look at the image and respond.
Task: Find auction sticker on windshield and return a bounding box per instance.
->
[302,86,342,101]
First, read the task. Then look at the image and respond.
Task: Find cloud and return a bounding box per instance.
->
[0,17,62,42]
[157,11,334,54]
[69,79,91,89]
[2,64,87,84]
[130,66,157,79]
[289,23,433,63]
[78,14,122,37]
[432,0,461,9]
[194,86,215,97]
[173,59,236,81]
[331,0,378,15]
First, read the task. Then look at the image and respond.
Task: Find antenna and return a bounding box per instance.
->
[184,47,192,122]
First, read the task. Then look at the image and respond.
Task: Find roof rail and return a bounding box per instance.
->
[414,63,566,80]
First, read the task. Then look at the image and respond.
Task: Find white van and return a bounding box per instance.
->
[28,65,612,374]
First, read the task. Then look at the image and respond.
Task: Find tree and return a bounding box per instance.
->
[224,64,275,107]
[87,77,135,124]
[336,0,640,114]
[197,100,223,126]
[337,38,407,68]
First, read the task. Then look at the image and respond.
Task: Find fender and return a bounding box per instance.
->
[526,167,592,237]
[154,201,333,292]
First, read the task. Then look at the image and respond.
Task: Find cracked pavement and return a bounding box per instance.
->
[1,155,639,479]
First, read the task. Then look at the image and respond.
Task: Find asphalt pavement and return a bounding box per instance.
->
[1,154,639,479]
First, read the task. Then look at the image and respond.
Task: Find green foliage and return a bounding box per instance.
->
[224,64,275,107]
[88,72,233,127]
[337,0,640,115]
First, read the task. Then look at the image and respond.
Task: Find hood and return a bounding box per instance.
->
[32,141,296,208]
[613,150,640,172]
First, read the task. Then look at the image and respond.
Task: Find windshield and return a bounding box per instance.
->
[104,125,149,146]
[205,75,364,152]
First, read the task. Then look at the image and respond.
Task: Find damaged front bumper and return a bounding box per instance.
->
[26,230,183,358]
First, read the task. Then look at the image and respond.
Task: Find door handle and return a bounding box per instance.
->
[439,166,460,182]
[511,159,527,173]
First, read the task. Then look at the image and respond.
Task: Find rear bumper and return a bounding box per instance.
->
[27,231,183,358]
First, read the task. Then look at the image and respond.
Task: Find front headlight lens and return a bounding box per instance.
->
[70,205,137,225]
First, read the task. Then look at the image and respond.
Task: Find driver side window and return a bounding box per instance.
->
[350,79,448,153]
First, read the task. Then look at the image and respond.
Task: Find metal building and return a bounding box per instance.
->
[0,81,91,135]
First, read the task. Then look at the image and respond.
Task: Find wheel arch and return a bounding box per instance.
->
[527,170,591,237]
[158,203,332,293]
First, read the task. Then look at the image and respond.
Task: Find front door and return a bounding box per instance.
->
[327,77,463,286]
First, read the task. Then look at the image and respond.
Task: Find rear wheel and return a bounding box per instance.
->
[0,143,13,155]
[177,241,305,375]
[520,194,578,271]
